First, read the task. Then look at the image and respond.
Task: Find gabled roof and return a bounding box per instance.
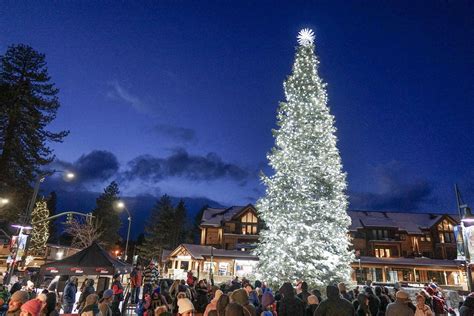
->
[348,211,458,234]
[201,204,256,227]
[40,242,132,275]
[166,244,258,261]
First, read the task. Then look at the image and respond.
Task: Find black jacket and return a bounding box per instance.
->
[278,283,305,316]
[314,286,355,316]
[460,296,474,316]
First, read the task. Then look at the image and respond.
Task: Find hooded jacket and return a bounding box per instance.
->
[314,285,355,316]
[230,289,257,316]
[278,283,305,316]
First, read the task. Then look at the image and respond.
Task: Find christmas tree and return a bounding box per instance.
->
[255,29,353,288]
[30,199,50,256]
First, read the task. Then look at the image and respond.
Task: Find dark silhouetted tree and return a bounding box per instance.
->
[92,181,121,248]
[47,191,58,242]
[138,195,175,261]
[0,44,69,221]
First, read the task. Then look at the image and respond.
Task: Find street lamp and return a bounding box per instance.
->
[0,198,9,206]
[116,201,132,262]
[24,170,75,224]
[455,184,474,292]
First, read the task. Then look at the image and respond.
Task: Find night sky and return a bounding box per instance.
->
[2,2,473,223]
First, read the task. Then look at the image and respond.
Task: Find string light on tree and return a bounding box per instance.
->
[30,199,50,257]
[255,28,353,288]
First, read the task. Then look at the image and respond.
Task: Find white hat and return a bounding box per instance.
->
[178,297,195,314]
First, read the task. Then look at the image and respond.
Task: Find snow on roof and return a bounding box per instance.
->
[348,210,458,234]
[200,205,250,227]
[168,244,258,260]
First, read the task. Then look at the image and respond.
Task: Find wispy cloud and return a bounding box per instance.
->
[107,81,148,113]
[153,124,197,143]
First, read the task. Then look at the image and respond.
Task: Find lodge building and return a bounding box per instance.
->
[163,205,467,288]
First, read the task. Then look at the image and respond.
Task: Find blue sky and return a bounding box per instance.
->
[1,1,473,212]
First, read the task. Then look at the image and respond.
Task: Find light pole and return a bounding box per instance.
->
[455,184,474,292]
[116,201,132,262]
[24,170,75,224]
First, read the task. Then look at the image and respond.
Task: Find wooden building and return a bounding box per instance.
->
[163,205,467,288]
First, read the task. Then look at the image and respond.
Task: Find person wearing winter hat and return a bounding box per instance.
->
[204,289,223,316]
[386,291,414,316]
[177,296,195,316]
[20,299,43,316]
[7,291,29,316]
[214,293,230,316]
[230,289,256,316]
[98,290,113,316]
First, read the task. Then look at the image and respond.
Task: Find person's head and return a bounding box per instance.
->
[375,286,382,296]
[416,294,425,305]
[45,292,57,313]
[261,292,275,309]
[20,299,42,316]
[338,282,347,293]
[113,273,120,281]
[216,294,230,316]
[154,305,168,316]
[308,295,319,306]
[301,281,308,292]
[326,285,340,300]
[86,294,99,307]
[102,289,114,304]
[279,282,295,298]
[177,291,187,299]
[9,291,29,312]
[254,280,262,289]
[225,302,245,316]
[69,276,78,286]
[364,286,374,295]
[213,290,223,302]
[26,281,34,290]
[396,291,409,302]
[357,293,369,308]
[87,278,95,287]
[244,283,253,294]
[230,289,249,305]
[177,297,195,316]
[255,287,263,297]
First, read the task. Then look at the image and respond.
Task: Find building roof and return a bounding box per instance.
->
[201,205,255,227]
[357,256,461,268]
[348,211,458,234]
[166,244,258,261]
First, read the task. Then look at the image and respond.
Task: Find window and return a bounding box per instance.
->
[371,229,389,240]
[438,219,454,244]
[375,248,391,258]
[241,212,258,235]
[180,261,189,270]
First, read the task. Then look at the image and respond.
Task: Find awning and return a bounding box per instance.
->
[40,242,132,276]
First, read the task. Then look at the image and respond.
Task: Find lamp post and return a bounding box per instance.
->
[116,201,132,262]
[24,170,74,224]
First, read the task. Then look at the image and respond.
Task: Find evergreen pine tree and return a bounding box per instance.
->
[30,199,50,256]
[255,29,353,288]
[173,199,187,248]
[47,191,58,242]
[139,195,175,261]
[0,45,69,221]
[92,181,121,248]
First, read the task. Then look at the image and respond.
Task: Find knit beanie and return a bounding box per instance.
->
[178,297,195,314]
[21,299,43,316]
[11,290,29,304]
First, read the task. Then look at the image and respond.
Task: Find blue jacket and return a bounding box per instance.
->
[63,282,77,304]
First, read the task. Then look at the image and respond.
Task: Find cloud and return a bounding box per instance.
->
[349,162,435,211]
[52,150,119,185]
[153,124,197,143]
[125,148,249,183]
[107,81,148,113]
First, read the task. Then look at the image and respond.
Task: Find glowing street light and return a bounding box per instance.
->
[0,198,9,206]
[65,172,75,180]
[115,200,132,262]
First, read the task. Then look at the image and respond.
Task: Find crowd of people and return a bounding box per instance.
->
[2,263,474,316]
